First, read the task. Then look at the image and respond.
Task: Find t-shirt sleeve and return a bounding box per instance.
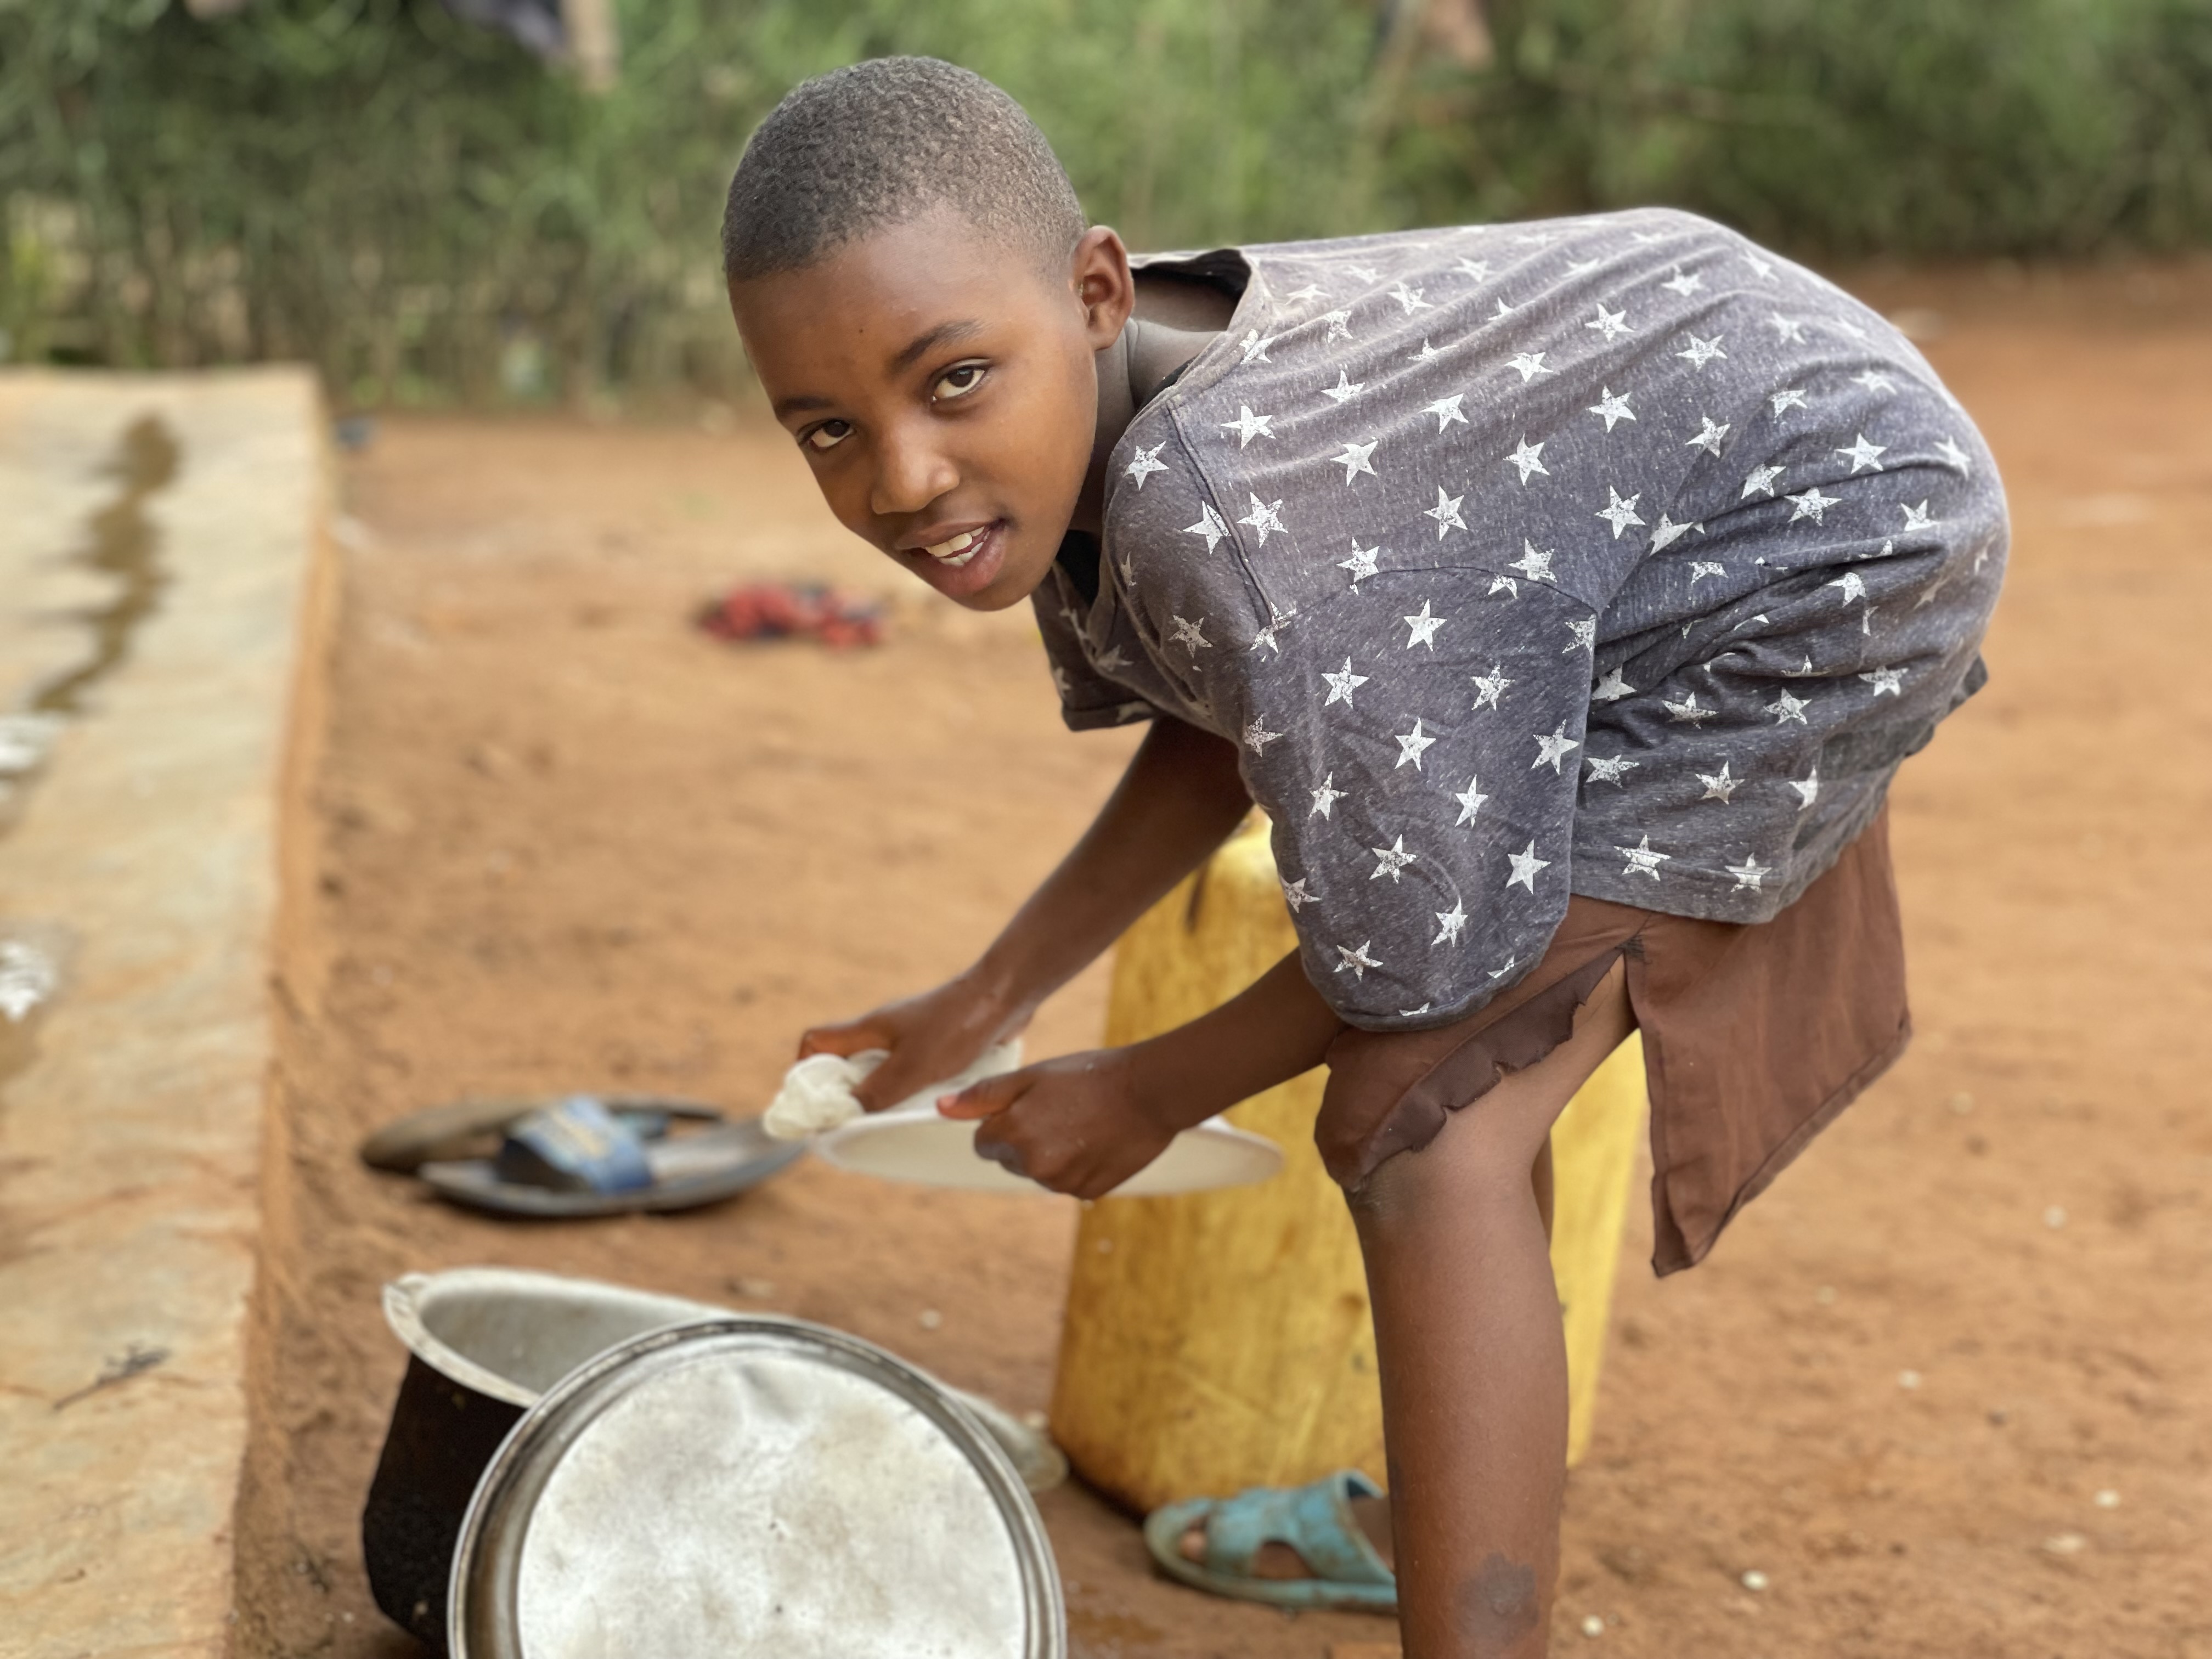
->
[1030,574,1165,732]
[1227,569,1597,1031]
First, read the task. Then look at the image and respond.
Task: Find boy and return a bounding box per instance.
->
[722,57,2003,1657]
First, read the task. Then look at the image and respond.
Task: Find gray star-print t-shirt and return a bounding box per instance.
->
[1034,207,2006,1032]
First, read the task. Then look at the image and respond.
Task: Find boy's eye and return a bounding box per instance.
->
[932,363,988,402]
[804,420,851,452]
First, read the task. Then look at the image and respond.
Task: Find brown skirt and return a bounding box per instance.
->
[1317,806,1910,1275]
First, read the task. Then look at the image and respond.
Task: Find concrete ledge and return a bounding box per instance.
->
[0,369,330,1658]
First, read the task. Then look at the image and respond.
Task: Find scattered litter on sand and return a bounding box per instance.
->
[696,580,885,648]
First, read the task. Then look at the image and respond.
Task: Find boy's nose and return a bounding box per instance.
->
[869,428,960,519]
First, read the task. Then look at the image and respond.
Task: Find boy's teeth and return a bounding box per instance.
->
[926,530,978,559]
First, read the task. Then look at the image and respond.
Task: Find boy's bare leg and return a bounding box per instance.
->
[1351,959,1634,1657]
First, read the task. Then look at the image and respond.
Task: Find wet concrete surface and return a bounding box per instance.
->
[0,369,329,1659]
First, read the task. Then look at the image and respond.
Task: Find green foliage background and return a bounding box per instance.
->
[3,0,2210,405]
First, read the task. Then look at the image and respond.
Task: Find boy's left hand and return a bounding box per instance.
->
[936,1048,1178,1200]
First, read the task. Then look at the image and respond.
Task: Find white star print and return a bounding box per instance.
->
[1426,485,1468,539]
[1395,720,1438,771]
[1168,614,1211,653]
[1389,280,1430,314]
[1591,667,1635,702]
[1860,667,1905,697]
[1322,658,1370,708]
[1282,876,1311,911]
[1617,834,1669,879]
[1424,394,1469,432]
[1455,257,1492,281]
[1790,768,1820,810]
[1508,437,1549,483]
[1650,515,1700,553]
[1238,330,1276,364]
[1242,715,1282,755]
[1239,493,1286,546]
[1826,571,1867,604]
[1564,617,1595,655]
[1096,644,1130,672]
[1505,840,1550,893]
[1125,443,1168,488]
[1726,853,1771,891]
[1853,369,1898,395]
[1696,761,1740,803]
[1770,387,1811,416]
[1248,610,1290,656]
[1595,485,1646,539]
[1565,257,1602,276]
[1531,725,1581,774]
[1322,309,1353,342]
[1585,303,1633,343]
[1408,338,1442,363]
[1335,940,1381,979]
[1432,901,1469,947]
[1453,774,1490,825]
[1676,332,1727,370]
[1184,504,1229,551]
[1743,251,1778,280]
[1664,692,1717,725]
[1050,663,1071,697]
[1505,351,1554,383]
[1767,314,1808,344]
[1340,544,1381,585]
[1403,600,1448,650]
[1470,665,1514,711]
[1487,575,1520,599]
[1334,439,1380,484]
[1588,387,1637,431]
[1488,955,1519,980]
[1221,405,1275,447]
[1310,774,1347,819]
[1371,834,1419,881]
[1491,297,1517,321]
[1899,500,1937,533]
[1936,435,1972,476]
[1509,540,1555,582]
[1322,370,1365,405]
[1786,486,1841,524]
[1661,267,1704,297]
[1764,688,1810,724]
[1688,560,1726,586]
[1686,416,1730,457]
[1285,283,1327,303]
[1741,464,1786,499]
[1585,753,1638,785]
[1835,433,1887,473]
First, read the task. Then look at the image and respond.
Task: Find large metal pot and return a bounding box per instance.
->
[363,1266,1065,1651]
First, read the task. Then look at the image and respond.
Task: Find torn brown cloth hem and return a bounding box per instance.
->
[1317,805,1910,1277]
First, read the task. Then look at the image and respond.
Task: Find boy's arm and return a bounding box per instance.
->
[799,715,1253,1107]
[938,948,1344,1199]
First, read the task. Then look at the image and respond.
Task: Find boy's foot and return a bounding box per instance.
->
[1178,1492,1396,1579]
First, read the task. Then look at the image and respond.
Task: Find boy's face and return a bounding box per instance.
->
[731,211,1132,611]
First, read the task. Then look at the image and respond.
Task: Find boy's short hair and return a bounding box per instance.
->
[721,57,1087,284]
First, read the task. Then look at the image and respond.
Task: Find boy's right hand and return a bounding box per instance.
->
[797,968,1029,1114]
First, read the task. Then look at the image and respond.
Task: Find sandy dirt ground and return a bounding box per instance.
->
[234,260,2212,1657]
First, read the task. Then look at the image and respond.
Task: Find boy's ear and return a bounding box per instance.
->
[1070,227,1136,351]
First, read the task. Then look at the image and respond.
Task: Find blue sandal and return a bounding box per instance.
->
[1143,1470,1397,1611]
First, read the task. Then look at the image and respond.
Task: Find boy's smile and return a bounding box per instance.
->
[730,208,1135,611]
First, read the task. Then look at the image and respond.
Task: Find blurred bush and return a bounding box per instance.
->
[3,0,2208,406]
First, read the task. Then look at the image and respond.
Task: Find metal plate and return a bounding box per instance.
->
[449,1317,1064,1659]
[816,1108,1282,1197]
